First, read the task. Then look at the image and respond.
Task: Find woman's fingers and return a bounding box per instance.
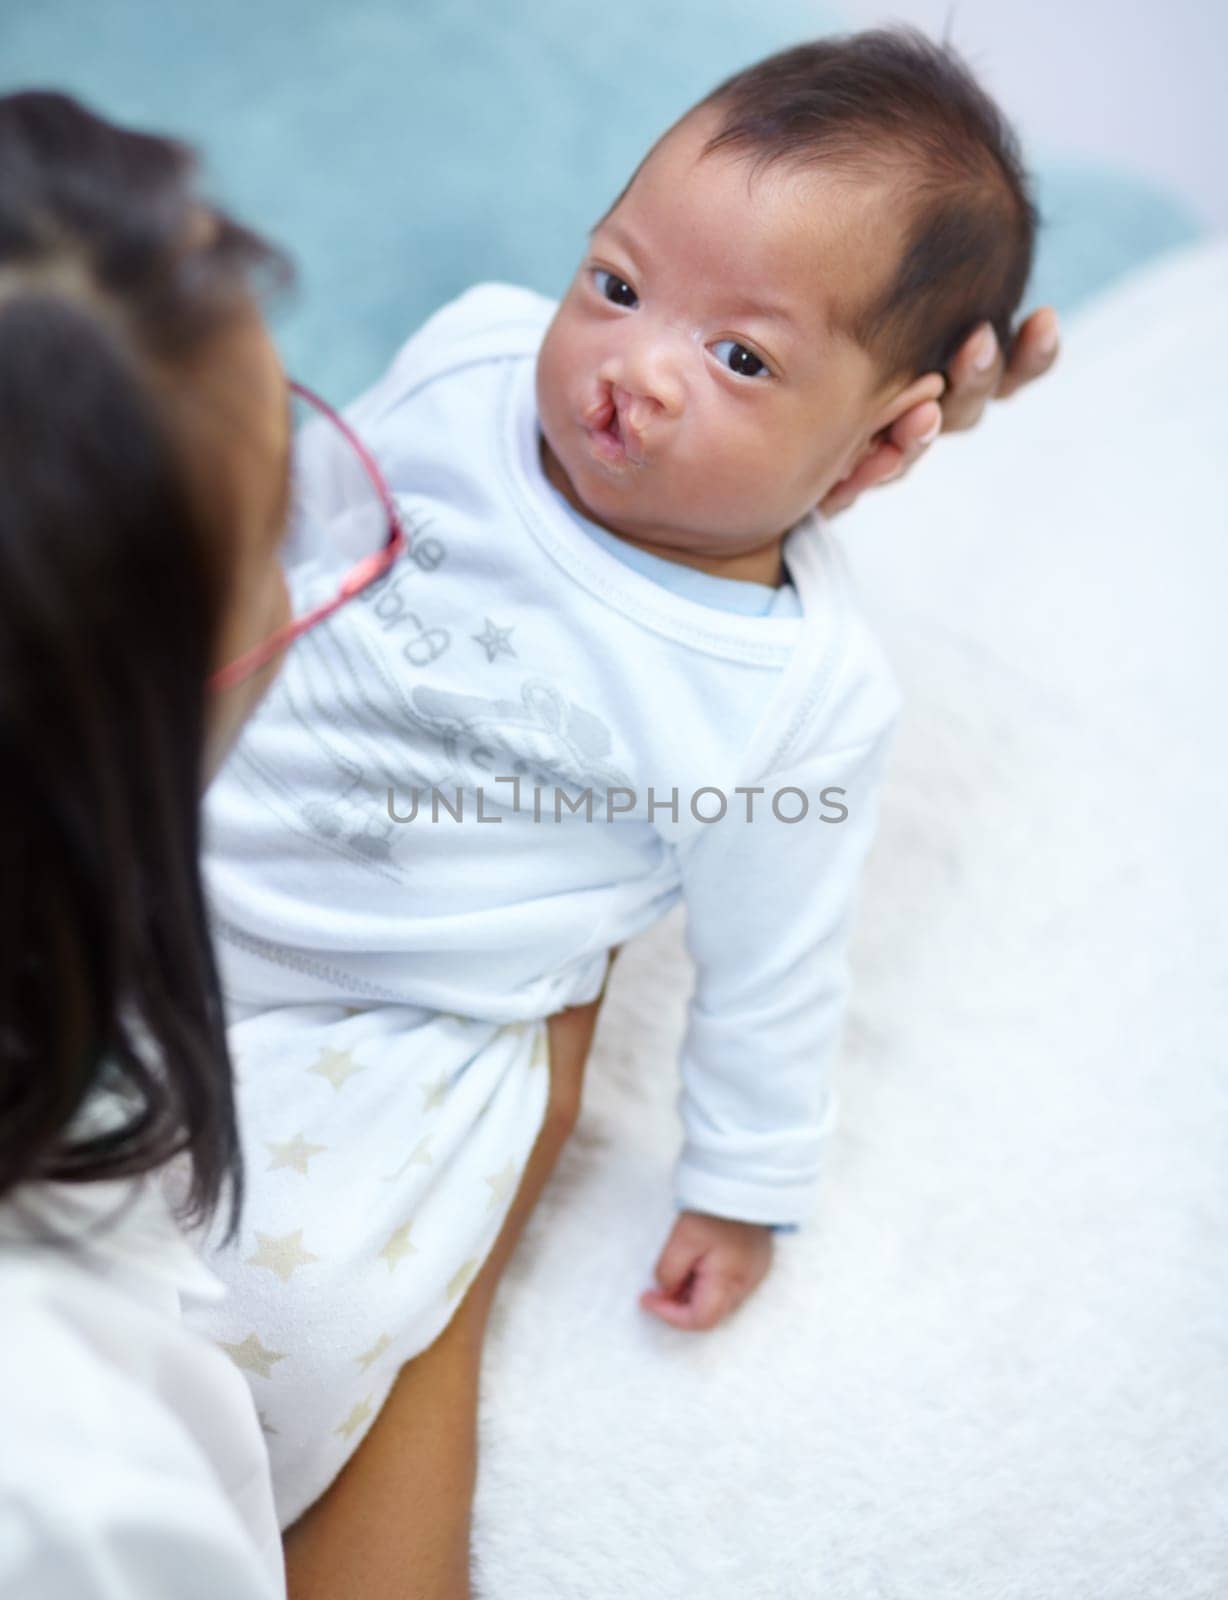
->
[942,307,1061,428]
[940,320,1007,431]
[820,307,1060,520]
[995,305,1061,400]
[880,397,944,478]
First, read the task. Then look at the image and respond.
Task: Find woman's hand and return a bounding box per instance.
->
[819,307,1062,518]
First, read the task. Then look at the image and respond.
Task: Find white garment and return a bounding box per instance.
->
[203,282,902,1228]
[0,1097,285,1599]
[185,1005,550,1528]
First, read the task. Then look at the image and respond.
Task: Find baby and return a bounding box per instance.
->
[193,28,1037,1522]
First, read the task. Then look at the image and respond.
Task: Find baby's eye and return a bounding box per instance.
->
[711,340,770,379]
[592,269,638,309]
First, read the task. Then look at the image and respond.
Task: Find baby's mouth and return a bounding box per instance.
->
[584,388,642,466]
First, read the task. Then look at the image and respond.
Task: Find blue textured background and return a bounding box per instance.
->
[0,0,1205,401]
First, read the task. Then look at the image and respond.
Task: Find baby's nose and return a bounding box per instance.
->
[610,332,685,420]
[615,385,664,439]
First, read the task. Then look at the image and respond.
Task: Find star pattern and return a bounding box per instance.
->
[265,1132,328,1176]
[447,1257,480,1302]
[420,1070,450,1112]
[309,1045,365,1090]
[380,1220,419,1271]
[529,1026,549,1071]
[483,1158,520,1216]
[335,1396,374,1441]
[245,1228,320,1284]
[218,1010,562,1458]
[471,617,516,662]
[381,1134,434,1183]
[220,1332,287,1379]
[356,1332,393,1373]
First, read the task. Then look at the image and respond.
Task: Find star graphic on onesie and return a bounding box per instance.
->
[381,1134,434,1183]
[420,1070,450,1112]
[447,1257,480,1302]
[529,1027,549,1071]
[379,1220,419,1271]
[265,1132,328,1176]
[483,1158,520,1216]
[471,617,516,662]
[220,1332,287,1379]
[355,1333,393,1373]
[335,1396,374,1441]
[245,1228,320,1284]
[309,1046,365,1090]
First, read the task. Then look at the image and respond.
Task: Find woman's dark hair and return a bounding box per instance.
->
[0,91,291,1239]
[687,28,1039,385]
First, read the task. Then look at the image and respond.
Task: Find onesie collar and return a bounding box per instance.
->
[500,355,833,668]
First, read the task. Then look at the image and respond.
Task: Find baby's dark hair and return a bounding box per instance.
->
[695,28,1039,386]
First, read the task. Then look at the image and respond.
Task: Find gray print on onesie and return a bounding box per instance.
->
[233,506,633,870]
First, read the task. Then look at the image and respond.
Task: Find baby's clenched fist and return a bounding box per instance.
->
[639,1209,775,1331]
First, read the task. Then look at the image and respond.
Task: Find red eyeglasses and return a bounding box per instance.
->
[208,379,408,693]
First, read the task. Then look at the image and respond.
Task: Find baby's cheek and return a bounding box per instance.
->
[686,444,765,526]
[535,349,561,430]
[535,320,571,420]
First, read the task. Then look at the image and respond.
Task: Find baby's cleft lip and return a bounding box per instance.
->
[582,388,617,433]
[581,386,644,467]
[613,394,646,465]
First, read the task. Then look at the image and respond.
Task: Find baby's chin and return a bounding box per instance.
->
[547,453,665,543]
[540,430,625,527]
[541,426,771,553]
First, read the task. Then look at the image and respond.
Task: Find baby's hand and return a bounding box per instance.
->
[639,1209,774,1331]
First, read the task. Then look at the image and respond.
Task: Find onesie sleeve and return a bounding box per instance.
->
[285,282,556,565]
[671,712,898,1230]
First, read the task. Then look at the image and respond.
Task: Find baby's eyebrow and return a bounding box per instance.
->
[724,296,800,332]
[591,216,639,260]
[589,215,818,341]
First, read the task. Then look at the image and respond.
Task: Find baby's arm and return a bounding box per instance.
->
[641,693,898,1330]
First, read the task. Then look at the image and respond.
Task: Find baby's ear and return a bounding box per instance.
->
[869,369,947,439]
[821,369,949,513]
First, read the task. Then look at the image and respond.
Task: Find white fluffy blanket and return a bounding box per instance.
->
[475,237,1228,1599]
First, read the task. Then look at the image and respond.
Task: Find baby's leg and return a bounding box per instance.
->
[280,994,604,1600]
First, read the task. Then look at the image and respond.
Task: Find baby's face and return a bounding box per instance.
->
[537,108,904,559]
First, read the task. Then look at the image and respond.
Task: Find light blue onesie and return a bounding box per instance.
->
[550,485,802,1234]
